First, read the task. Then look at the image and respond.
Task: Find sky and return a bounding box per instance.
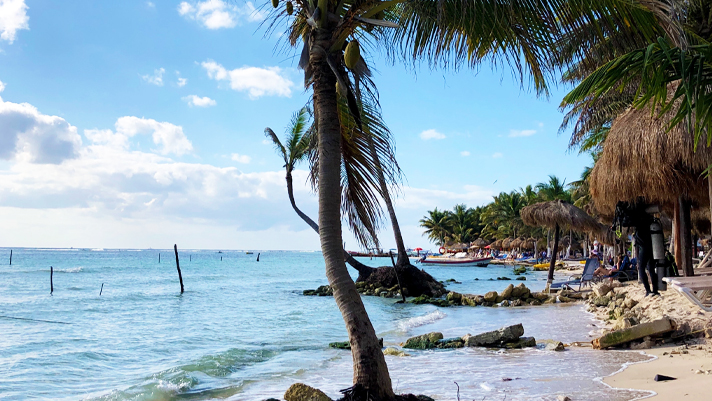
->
[0,0,592,251]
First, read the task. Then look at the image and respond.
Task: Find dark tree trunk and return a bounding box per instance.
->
[679,196,694,276]
[286,172,375,281]
[174,244,184,293]
[311,30,393,398]
[547,224,560,286]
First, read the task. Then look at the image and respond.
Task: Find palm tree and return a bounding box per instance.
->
[420,208,450,246]
[265,108,375,280]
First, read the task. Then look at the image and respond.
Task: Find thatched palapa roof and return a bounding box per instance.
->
[521,200,600,232]
[471,238,489,248]
[502,237,514,250]
[590,94,711,217]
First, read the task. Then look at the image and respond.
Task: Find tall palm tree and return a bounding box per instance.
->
[265,108,375,280]
[419,208,450,246]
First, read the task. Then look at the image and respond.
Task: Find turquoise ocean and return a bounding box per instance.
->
[0,248,652,400]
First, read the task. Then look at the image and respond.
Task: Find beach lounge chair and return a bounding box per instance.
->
[550,258,599,291]
[663,276,712,311]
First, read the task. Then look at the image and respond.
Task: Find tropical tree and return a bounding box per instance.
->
[419,208,450,246]
[481,191,527,239]
[264,108,375,280]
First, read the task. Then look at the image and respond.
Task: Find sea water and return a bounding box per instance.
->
[0,249,652,401]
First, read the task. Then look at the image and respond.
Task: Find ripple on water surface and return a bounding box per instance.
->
[0,249,651,401]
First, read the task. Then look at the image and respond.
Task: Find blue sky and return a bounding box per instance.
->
[0,0,591,250]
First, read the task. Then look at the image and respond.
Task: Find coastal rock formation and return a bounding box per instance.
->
[402,324,535,350]
[284,383,332,401]
[462,323,525,347]
[545,341,566,351]
[383,347,410,357]
[593,317,674,349]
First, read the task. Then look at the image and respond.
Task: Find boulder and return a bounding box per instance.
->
[516,276,527,281]
[593,282,613,297]
[284,383,332,401]
[511,299,523,307]
[593,317,675,349]
[463,324,525,347]
[545,342,565,351]
[484,291,498,303]
[403,332,444,349]
[592,296,611,307]
[624,298,638,309]
[511,283,530,299]
[383,347,410,357]
[557,396,572,401]
[558,296,575,303]
[446,292,462,303]
[499,300,510,307]
[437,337,465,348]
[501,284,514,299]
[529,299,542,306]
[531,292,549,301]
[504,337,536,349]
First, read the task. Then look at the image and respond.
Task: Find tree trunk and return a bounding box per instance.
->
[547,224,560,287]
[311,33,393,398]
[366,125,409,267]
[287,172,375,280]
[679,196,694,276]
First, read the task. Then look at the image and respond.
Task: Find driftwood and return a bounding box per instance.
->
[174,244,184,294]
[593,317,674,349]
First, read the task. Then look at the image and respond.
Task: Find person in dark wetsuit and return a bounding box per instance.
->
[630,203,660,296]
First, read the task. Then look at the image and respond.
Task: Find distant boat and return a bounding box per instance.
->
[245,251,253,255]
[217,251,223,254]
[421,255,492,267]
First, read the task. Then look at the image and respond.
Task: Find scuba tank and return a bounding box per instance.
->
[650,218,665,261]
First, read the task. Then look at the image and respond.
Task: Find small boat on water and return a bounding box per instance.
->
[421,254,492,267]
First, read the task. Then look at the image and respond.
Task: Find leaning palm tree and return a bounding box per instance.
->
[420,208,449,246]
[265,107,375,280]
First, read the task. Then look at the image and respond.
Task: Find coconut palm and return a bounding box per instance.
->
[265,108,375,280]
[419,208,450,246]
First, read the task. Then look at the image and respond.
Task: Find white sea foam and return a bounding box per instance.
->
[396,310,446,332]
[58,267,83,273]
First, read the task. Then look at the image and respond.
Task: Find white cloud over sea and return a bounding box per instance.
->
[202,60,294,99]
[0,0,29,44]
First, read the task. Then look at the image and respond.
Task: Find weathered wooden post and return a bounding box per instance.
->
[9,249,12,265]
[159,253,161,263]
[100,283,104,296]
[50,266,54,294]
[257,253,260,262]
[389,252,406,303]
[174,244,184,293]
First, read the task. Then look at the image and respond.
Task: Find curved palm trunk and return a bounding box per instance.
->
[366,129,409,267]
[312,34,394,398]
[287,173,374,280]
[546,223,560,288]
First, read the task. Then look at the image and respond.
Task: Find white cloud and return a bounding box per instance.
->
[460,151,470,157]
[178,0,264,29]
[142,68,165,86]
[0,80,5,92]
[147,1,155,7]
[419,129,446,140]
[492,152,503,158]
[177,77,187,87]
[114,116,194,155]
[183,95,216,107]
[0,0,29,44]
[231,153,251,164]
[509,129,536,137]
[0,97,82,164]
[202,60,293,99]
[395,185,494,211]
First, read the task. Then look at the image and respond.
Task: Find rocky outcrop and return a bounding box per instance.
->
[403,332,444,349]
[284,383,332,401]
[593,317,675,349]
[545,341,565,351]
[462,324,525,347]
[330,338,383,350]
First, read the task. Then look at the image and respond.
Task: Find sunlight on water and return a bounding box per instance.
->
[0,249,650,400]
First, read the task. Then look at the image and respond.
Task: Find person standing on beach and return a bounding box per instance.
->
[617,202,660,297]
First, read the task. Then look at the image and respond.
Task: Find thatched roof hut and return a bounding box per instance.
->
[521,200,600,232]
[471,238,489,248]
[589,98,711,217]
[491,239,503,249]
[521,238,536,250]
[502,237,514,250]
[510,238,523,249]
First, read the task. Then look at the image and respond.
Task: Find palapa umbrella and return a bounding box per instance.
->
[502,237,514,250]
[510,238,523,249]
[491,239,503,250]
[449,243,468,251]
[472,238,489,248]
[589,89,712,274]
[521,200,600,285]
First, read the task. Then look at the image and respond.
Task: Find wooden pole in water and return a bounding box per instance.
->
[9,249,12,265]
[50,266,54,294]
[389,252,406,303]
[174,244,184,293]
[190,255,191,262]
[100,283,104,296]
[159,253,161,263]
[257,253,260,262]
